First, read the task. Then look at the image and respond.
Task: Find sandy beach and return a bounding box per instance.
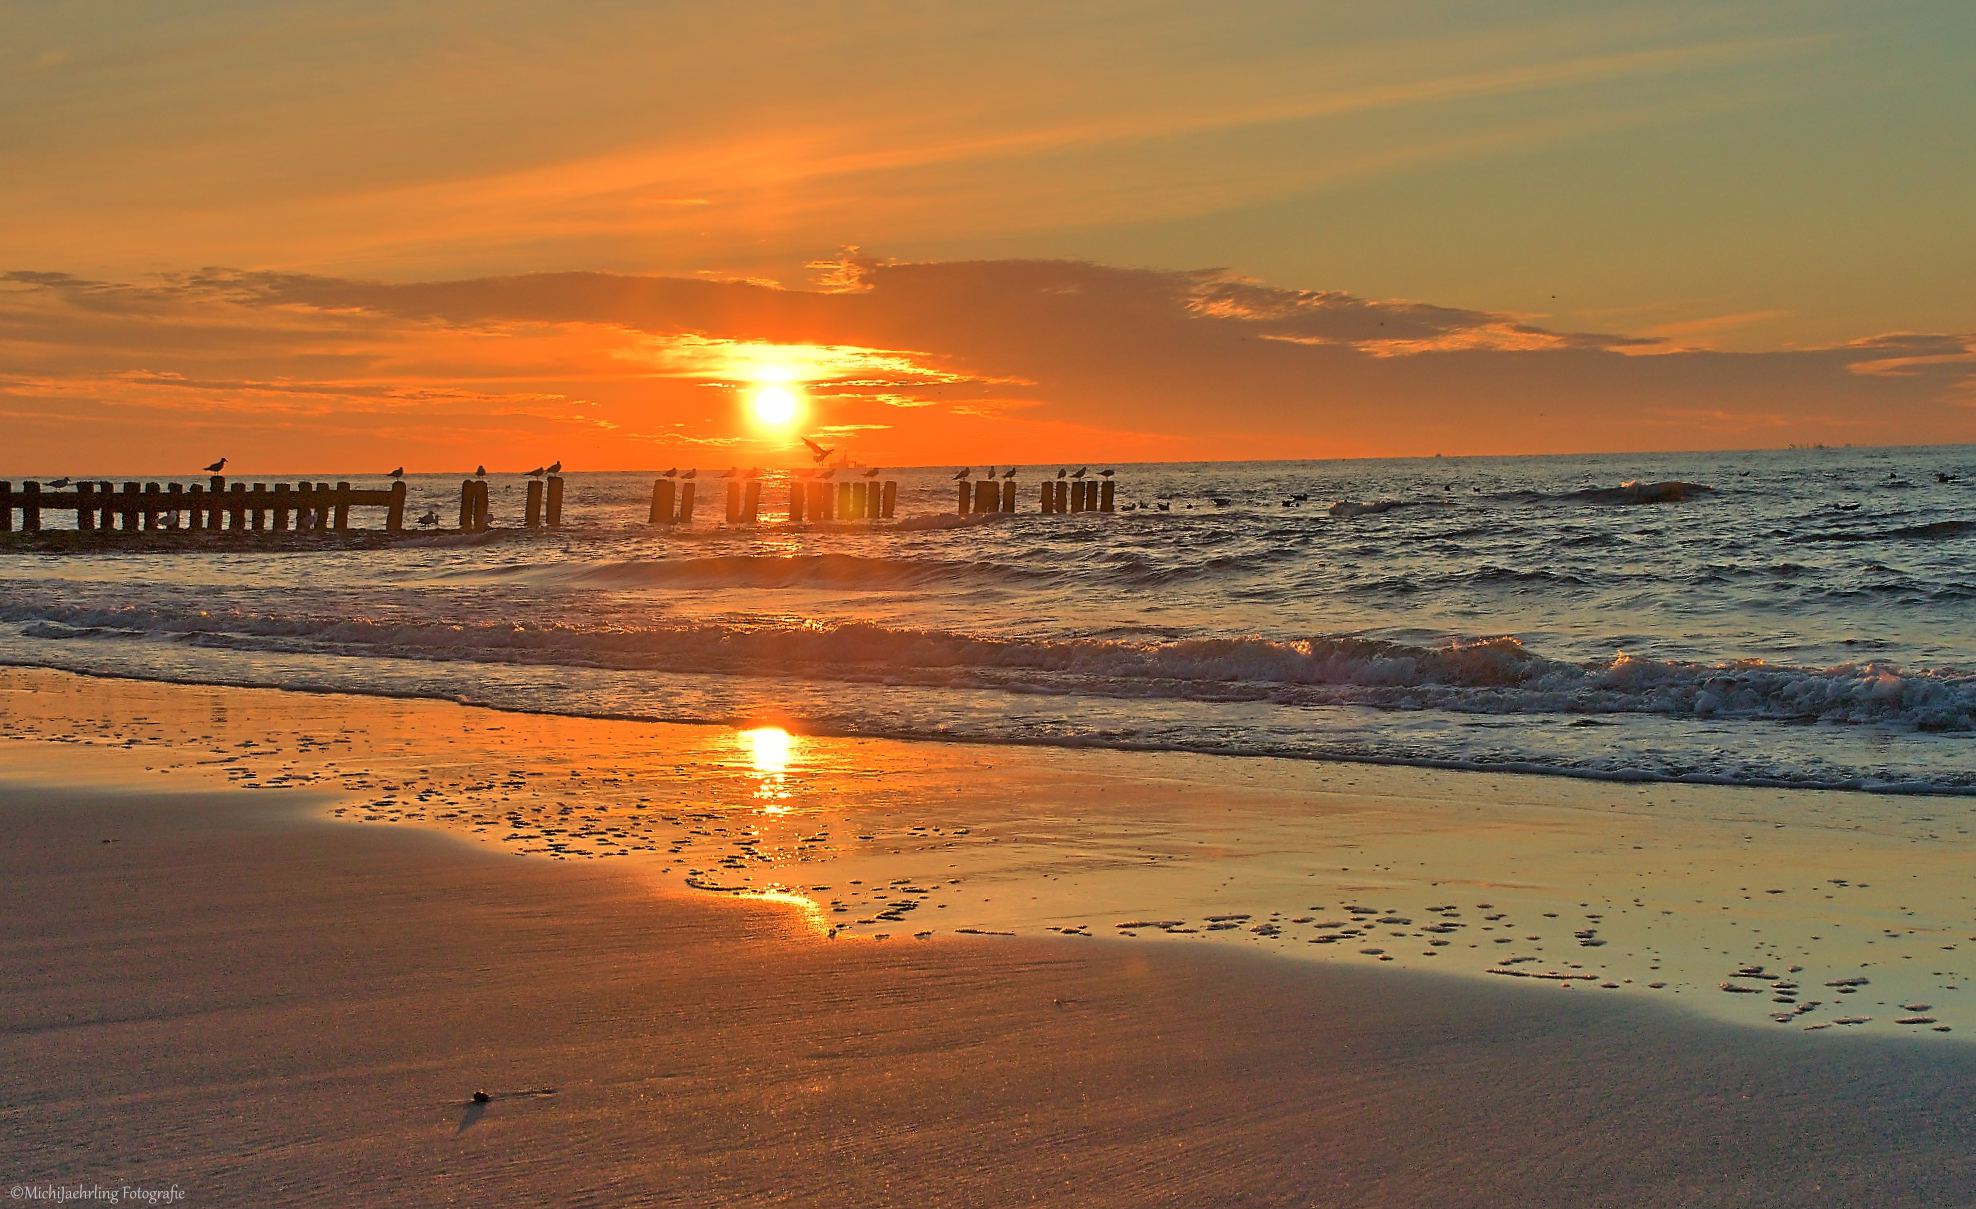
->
[3,671,1974,1206]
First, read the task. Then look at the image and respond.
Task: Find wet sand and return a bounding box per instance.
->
[4,777,1975,1207]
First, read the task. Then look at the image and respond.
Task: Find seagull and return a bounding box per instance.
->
[746,468,761,480]
[1055,468,1067,480]
[1071,467,1087,479]
[682,468,697,480]
[819,467,836,481]
[416,510,439,527]
[1002,466,1017,479]
[985,466,996,479]
[802,437,834,463]
[953,467,971,480]
[475,465,486,477]
[49,477,70,488]
[1098,469,1114,478]
[862,467,881,478]
[524,466,546,477]
[661,468,677,478]
[547,460,562,474]
[203,457,227,473]
[388,467,404,478]
[720,467,738,479]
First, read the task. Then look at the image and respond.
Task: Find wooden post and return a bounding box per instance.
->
[1001,480,1016,512]
[271,484,289,531]
[145,482,164,530]
[333,482,351,531]
[677,481,695,523]
[76,482,96,531]
[725,481,741,524]
[545,476,563,527]
[166,482,184,530]
[0,482,11,532]
[787,482,804,524]
[230,483,248,531]
[851,482,867,518]
[23,482,41,532]
[958,482,971,515]
[319,483,335,531]
[188,484,207,531]
[386,480,406,532]
[477,480,493,531]
[867,481,882,519]
[251,484,267,531]
[119,482,139,532]
[835,482,851,519]
[1039,482,1053,513]
[881,480,896,519]
[649,480,673,525]
[975,479,997,513]
[743,480,761,523]
[807,481,825,521]
[1100,480,1115,512]
[1054,481,1069,513]
[527,479,545,528]
[458,480,474,531]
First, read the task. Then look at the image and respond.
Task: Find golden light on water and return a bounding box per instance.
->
[744,726,793,774]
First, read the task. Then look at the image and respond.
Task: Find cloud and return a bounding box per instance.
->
[2,258,1971,472]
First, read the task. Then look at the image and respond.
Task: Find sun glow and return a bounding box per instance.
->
[752,385,799,427]
[744,726,793,774]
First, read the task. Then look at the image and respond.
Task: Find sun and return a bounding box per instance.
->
[752,385,799,426]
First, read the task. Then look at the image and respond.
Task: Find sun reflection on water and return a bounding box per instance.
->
[741,726,796,811]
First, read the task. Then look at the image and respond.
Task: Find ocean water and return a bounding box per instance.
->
[3,446,1973,793]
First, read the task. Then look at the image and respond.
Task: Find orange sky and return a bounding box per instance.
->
[4,1,1973,472]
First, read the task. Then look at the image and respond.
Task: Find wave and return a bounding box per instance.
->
[452,553,1051,590]
[7,604,1971,732]
[1795,519,1976,544]
[1491,481,1715,506]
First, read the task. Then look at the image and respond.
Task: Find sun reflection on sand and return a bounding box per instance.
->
[742,726,796,810]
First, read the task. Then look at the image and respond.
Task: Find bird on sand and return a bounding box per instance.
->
[661,468,677,478]
[1071,467,1087,479]
[802,437,835,463]
[862,467,881,478]
[388,467,404,478]
[524,466,545,477]
[1099,469,1114,478]
[1002,467,1017,479]
[475,465,486,477]
[204,458,228,473]
[952,467,971,480]
[416,510,439,527]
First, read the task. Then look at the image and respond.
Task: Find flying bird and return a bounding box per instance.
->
[802,437,835,463]
[952,467,971,480]
[388,467,404,478]
[204,458,228,473]
[1071,467,1087,479]
[524,466,545,477]
[1002,467,1017,479]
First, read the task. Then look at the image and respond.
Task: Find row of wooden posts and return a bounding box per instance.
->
[966,478,1114,515]
[646,479,901,525]
[455,476,566,533]
[0,477,406,533]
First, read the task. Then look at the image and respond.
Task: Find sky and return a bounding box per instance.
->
[3,0,1972,472]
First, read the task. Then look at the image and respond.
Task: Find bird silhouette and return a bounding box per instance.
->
[819,467,836,481]
[720,467,738,479]
[1055,468,1067,480]
[546,461,562,474]
[1002,467,1017,479]
[661,468,677,478]
[49,477,70,488]
[1156,502,1169,512]
[416,510,439,527]
[475,465,486,477]
[204,458,227,473]
[682,468,697,480]
[1071,467,1087,479]
[524,466,545,477]
[1098,469,1114,479]
[388,467,404,478]
[862,467,881,478]
[952,467,971,481]
[802,437,835,463]
[746,468,761,480]
[985,466,996,479]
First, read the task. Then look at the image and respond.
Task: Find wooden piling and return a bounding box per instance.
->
[958,482,971,515]
[75,482,95,531]
[0,482,10,532]
[250,484,267,531]
[166,482,184,530]
[545,476,563,527]
[271,484,289,531]
[1054,481,1069,513]
[458,480,474,531]
[725,481,741,524]
[743,480,761,523]
[677,481,696,523]
[331,482,350,532]
[1100,480,1114,512]
[386,480,405,533]
[1070,481,1086,513]
[852,481,868,518]
[146,482,165,531]
[834,482,849,519]
[650,480,674,525]
[788,482,804,524]
[529,479,546,528]
[23,482,41,532]
[1002,480,1016,512]
[1039,482,1053,513]
[881,480,896,518]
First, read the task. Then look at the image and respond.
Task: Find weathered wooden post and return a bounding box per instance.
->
[75,482,96,531]
[867,482,882,519]
[269,483,288,531]
[250,484,267,530]
[545,475,563,527]
[1001,480,1016,512]
[743,480,761,523]
[975,479,997,513]
[119,482,140,531]
[851,481,868,518]
[833,481,848,519]
[649,480,673,525]
[477,480,493,531]
[1054,481,1069,513]
[881,480,896,518]
[0,482,10,532]
[1038,482,1053,513]
[1100,480,1115,512]
[788,482,804,523]
[527,479,545,528]
[386,480,406,532]
[1073,481,1089,512]
[677,481,696,523]
[458,479,474,531]
[145,482,164,530]
[23,482,41,532]
[725,481,741,524]
[958,482,970,515]
[806,481,825,521]
[229,483,248,531]
[332,482,351,531]
[187,483,207,531]
[166,482,184,530]
[320,483,337,531]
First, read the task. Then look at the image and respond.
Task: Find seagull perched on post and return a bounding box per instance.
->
[1071,467,1087,479]
[1055,468,1067,480]
[388,467,404,479]
[802,437,835,463]
[682,468,697,480]
[204,457,228,473]
[952,467,971,481]
[524,466,545,477]
[720,467,738,479]
[1099,469,1114,479]
[546,460,562,475]
[475,465,486,477]
[1002,467,1018,479]
[819,467,836,481]
[862,466,881,478]
[661,468,677,478]
[49,477,70,488]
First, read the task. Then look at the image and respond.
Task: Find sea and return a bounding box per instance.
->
[3,446,1973,795]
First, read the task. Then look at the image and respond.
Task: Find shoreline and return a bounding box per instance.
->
[5,770,1974,1205]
